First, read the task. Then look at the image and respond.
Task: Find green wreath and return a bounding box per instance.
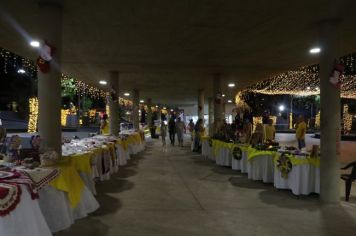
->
[277,153,293,179]
[232,146,242,160]
[209,138,212,147]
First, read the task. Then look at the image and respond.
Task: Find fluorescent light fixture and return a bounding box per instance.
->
[222,94,226,97]
[124,92,130,96]
[227,100,232,103]
[30,41,40,48]
[279,105,285,111]
[140,100,144,103]
[309,47,321,54]
[17,68,26,74]
[99,80,107,85]
[228,83,235,88]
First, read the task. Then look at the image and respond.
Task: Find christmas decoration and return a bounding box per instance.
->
[277,153,293,179]
[36,41,56,73]
[329,62,345,88]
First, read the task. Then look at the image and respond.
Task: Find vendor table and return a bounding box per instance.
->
[274,155,320,195]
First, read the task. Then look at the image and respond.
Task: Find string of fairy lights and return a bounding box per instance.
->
[241,53,356,99]
[0,47,37,78]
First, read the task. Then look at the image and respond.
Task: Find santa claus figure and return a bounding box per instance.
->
[36,41,56,73]
[329,63,345,88]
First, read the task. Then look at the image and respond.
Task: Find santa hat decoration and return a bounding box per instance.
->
[329,62,345,89]
[36,41,56,73]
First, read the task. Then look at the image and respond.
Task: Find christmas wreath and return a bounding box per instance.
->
[232,146,242,160]
[208,138,212,147]
[277,153,293,179]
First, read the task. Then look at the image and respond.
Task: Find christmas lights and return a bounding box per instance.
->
[343,104,353,134]
[27,97,38,133]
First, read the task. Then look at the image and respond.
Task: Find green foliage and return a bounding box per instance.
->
[61,78,77,100]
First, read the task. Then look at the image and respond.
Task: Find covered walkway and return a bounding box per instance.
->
[56,138,356,236]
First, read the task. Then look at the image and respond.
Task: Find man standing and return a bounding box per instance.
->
[168,117,176,145]
[187,119,195,141]
[296,115,307,149]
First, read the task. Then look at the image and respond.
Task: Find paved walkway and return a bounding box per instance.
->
[56,138,356,236]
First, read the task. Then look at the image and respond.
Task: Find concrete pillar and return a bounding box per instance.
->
[208,97,214,136]
[109,71,119,135]
[37,0,63,154]
[319,19,340,204]
[213,74,224,123]
[132,89,140,130]
[198,89,205,121]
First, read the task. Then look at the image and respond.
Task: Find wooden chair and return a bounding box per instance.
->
[341,162,356,201]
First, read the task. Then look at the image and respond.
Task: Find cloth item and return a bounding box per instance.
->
[298,139,306,149]
[0,183,21,216]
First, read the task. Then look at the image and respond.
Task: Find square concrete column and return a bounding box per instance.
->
[320,19,341,204]
[109,71,119,135]
[198,89,205,121]
[208,97,214,136]
[213,73,224,123]
[37,0,63,154]
[132,89,140,130]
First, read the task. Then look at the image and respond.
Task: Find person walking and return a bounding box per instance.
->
[187,119,195,141]
[160,121,167,146]
[168,117,176,145]
[176,117,186,147]
[295,115,307,149]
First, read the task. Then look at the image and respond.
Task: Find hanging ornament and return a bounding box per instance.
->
[36,41,56,73]
[329,61,345,89]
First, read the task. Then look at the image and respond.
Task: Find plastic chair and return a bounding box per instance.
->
[340,162,356,201]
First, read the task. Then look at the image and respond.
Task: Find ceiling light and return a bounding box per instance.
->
[99,80,107,85]
[227,100,232,103]
[170,109,174,112]
[124,92,130,96]
[140,100,144,103]
[222,94,226,97]
[279,105,285,111]
[163,107,167,109]
[17,68,26,74]
[155,105,159,108]
[307,86,310,90]
[316,87,320,91]
[30,40,40,48]
[309,47,321,54]
[228,83,235,88]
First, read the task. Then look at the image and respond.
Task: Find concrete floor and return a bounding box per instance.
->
[55,137,356,236]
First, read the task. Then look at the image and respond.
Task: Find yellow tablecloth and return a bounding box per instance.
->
[49,160,85,208]
[68,152,93,174]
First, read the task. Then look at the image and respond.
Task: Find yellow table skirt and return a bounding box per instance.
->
[49,160,85,208]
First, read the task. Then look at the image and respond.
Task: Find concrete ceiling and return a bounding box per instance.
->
[1,0,356,106]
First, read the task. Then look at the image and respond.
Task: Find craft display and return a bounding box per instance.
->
[276,153,293,179]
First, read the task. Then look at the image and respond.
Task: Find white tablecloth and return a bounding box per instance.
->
[215,146,232,167]
[247,154,275,183]
[0,185,52,236]
[274,164,320,195]
[201,140,213,160]
[231,150,249,173]
[39,185,99,233]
